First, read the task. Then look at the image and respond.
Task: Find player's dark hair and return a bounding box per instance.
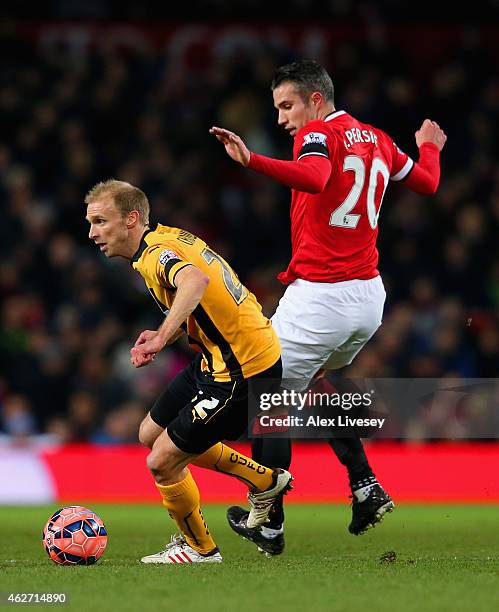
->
[271,59,335,104]
[85,179,150,225]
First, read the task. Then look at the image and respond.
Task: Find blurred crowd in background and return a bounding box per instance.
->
[1,10,498,445]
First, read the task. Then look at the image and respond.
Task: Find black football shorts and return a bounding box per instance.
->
[150,354,282,454]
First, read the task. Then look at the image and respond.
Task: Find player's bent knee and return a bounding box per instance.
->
[138,421,153,448]
[146,449,171,478]
[138,413,163,448]
[146,433,191,481]
[146,438,181,478]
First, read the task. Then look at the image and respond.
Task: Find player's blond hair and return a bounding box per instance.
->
[85,179,150,225]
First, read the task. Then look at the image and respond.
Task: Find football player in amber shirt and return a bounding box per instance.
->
[85,179,293,565]
[211,59,446,554]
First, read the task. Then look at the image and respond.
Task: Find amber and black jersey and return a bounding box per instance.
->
[131,224,280,382]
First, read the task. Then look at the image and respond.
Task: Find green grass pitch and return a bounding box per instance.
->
[1,504,498,612]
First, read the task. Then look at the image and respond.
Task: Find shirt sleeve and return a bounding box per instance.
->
[247,153,332,193]
[401,142,441,194]
[296,129,330,161]
[389,141,414,182]
[153,248,192,288]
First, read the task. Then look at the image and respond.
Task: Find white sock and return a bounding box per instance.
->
[261,526,284,539]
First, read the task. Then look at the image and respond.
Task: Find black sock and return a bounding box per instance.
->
[252,437,291,528]
[351,474,377,492]
[252,437,292,470]
[327,434,375,490]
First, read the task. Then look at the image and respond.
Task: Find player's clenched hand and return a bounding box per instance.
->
[415,119,447,151]
[209,126,251,166]
[134,330,158,347]
[130,346,156,368]
[130,329,167,368]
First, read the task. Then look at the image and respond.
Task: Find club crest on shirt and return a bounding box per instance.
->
[303,132,327,146]
[159,249,179,266]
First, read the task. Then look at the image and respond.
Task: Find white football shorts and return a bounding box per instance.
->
[271,276,386,391]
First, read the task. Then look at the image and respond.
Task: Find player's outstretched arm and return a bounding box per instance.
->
[210,125,331,193]
[130,266,209,368]
[403,119,447,195]
[210,126,250,166]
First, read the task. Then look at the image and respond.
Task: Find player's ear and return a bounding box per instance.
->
[126,210,140,229]
[311,91,323,107]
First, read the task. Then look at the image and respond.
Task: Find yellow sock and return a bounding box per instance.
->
[155,469,217,555]
[193,443,274,491]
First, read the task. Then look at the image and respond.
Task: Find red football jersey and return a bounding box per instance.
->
[278,110,414,284]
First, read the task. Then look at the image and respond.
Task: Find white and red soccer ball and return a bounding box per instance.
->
[42,506,108,565]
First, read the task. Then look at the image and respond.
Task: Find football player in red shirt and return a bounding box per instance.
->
[211,59,446,555]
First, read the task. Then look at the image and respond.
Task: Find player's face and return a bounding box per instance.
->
[273,82,317,137]
[86,199,130,258]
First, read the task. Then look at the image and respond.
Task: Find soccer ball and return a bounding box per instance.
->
[42,506,108,565]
